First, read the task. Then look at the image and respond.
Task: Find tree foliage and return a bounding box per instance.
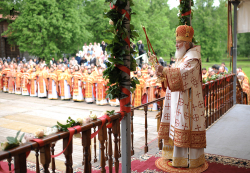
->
[1,0,248,62]
[192,0,228,62]
[238,33,250,58]
[2,0,91,62]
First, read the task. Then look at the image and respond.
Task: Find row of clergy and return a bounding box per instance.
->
[0,63,165,110]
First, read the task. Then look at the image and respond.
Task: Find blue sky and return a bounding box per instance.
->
[168,0,220,9]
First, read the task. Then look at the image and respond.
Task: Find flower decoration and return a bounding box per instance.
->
[1,129,25,151]
[34,129,44,138]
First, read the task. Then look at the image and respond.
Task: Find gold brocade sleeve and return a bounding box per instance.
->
[158,122,170,141]
[163,67,184,92]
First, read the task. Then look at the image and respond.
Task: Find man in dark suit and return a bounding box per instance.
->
[137,40,145,67]
[75,53,81,65]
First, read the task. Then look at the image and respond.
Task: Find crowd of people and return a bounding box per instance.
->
[0,54,166,110]
[1,40,249,107]
[201,62,250,103]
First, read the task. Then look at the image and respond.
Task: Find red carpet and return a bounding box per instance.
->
[0,161,35,173]
[1,153,249,173]
[0,160,63,173]
[85,153,250,173]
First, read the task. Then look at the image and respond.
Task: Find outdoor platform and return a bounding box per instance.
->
[205,104,250,160]
[1,92,250,172]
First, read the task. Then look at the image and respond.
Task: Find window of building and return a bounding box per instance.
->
[11,45,15,52]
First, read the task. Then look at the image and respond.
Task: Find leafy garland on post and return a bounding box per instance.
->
[178,0,198,44]
[103,0,139,100]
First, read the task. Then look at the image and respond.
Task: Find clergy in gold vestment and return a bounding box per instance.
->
[0,69,2,91]
[2,64,10,93]
[7,65,15,94]
[145,70,160,111]
[95,69,108,105]
[58,67,72,100]
[83,68,95,103]
[48,67,58,100]
[37,65,48,98]
[29,67,38,97]
[21,68,30,96]
[237,72,250,104]
[14,67,23,95]
[156,25,206,168]
[72,66,84,102]
[132,71,146,107]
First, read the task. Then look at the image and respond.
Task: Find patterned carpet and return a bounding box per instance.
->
[1,152,250,173]
[76,151,250,173]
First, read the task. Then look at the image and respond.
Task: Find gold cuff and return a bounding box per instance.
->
[162,67,168,76]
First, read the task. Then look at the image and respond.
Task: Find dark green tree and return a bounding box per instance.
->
[192,0,227,62]
[131,0,176,59]
[2,0,91,62]
[83,0,112,44]
[238,33,250,58]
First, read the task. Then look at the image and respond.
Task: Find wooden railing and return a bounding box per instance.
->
[202,74,235,128]
[0,113,123,173]
[1,73,248,173]
[236,79,248,105]
[130,74,239,156]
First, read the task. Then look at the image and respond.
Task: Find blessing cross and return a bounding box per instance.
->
[176,109,182,116]
[184,112,189,120]
[196,91,201,98]
[193,114,199,121]
[164,113,170,120]
[183,82,189,88]
[195,125,201,131]
[182,123,188,130]
[166,93,171,100]
[190,68,195,75]
[192,104,197,111]
[175,119,180,127]
[198,101,203,108]
[165,103,170,110]
[182,72,188,80]
[178,98,184,106]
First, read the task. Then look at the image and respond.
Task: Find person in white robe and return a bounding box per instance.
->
[156,25,206,168]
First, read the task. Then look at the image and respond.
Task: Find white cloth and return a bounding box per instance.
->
[38,79,47,97]
[60,80,71,100]
[15,82,22,95]
[22,88,29,96]
[3,86,8,92]
[238,1,250,33]
[73,80,84,101]
[48,80,58,99]
[109,99,120,106]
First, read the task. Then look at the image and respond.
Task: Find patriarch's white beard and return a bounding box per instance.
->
[175,45,187,60]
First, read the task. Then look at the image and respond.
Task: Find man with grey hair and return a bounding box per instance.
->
[155,25,206,169]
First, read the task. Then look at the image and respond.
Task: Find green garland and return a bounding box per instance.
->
[178,0,198,44]
[202,72,230,84]
[103,0,139,100]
